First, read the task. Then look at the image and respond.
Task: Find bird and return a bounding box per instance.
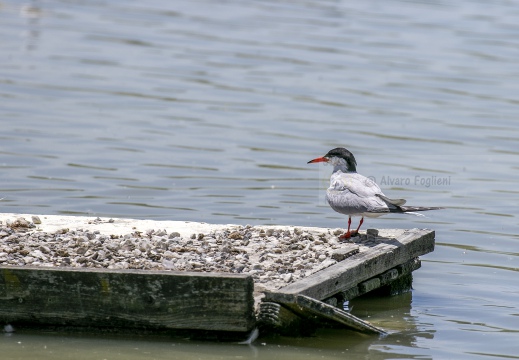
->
[308,147,442,239]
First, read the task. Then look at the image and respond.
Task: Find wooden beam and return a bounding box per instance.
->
[259,294,385,335]
[265,229,434,302]
[258,301,317,336]
[0,266,255,332]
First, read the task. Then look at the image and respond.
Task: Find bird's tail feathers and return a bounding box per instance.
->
[394,206,444,214]
[402,211,426,217]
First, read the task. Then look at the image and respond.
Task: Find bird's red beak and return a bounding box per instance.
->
[307,156,329,164]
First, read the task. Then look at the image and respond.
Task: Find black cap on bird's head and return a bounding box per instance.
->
[307,147,357,172]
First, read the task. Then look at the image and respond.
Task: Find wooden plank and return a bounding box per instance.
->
[264,229,434,302]
[261,294,385,335]
[321,258,421,304]
[0,266,255,332]
[258,301,315,335]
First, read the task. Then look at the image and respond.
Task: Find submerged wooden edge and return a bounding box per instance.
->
[262,294,386,335]
[265,229,435,301]
[0,265,255,333]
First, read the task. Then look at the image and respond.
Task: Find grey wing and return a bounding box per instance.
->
[327,173,389,214]
[376,194,407,206]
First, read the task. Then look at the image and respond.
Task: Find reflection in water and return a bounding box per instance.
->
[349,293,436,357]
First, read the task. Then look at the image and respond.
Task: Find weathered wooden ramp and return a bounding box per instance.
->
[258,294,385,335]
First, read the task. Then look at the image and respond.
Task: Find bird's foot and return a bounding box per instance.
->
[339,230,359,240]
[339,232,350,240]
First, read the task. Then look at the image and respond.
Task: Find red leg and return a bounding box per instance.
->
[350,217,364,237]
[339,216,352,240]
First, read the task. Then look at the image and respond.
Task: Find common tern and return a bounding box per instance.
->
[308,147,442,239]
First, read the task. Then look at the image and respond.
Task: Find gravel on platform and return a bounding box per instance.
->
[0,217,369,291]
